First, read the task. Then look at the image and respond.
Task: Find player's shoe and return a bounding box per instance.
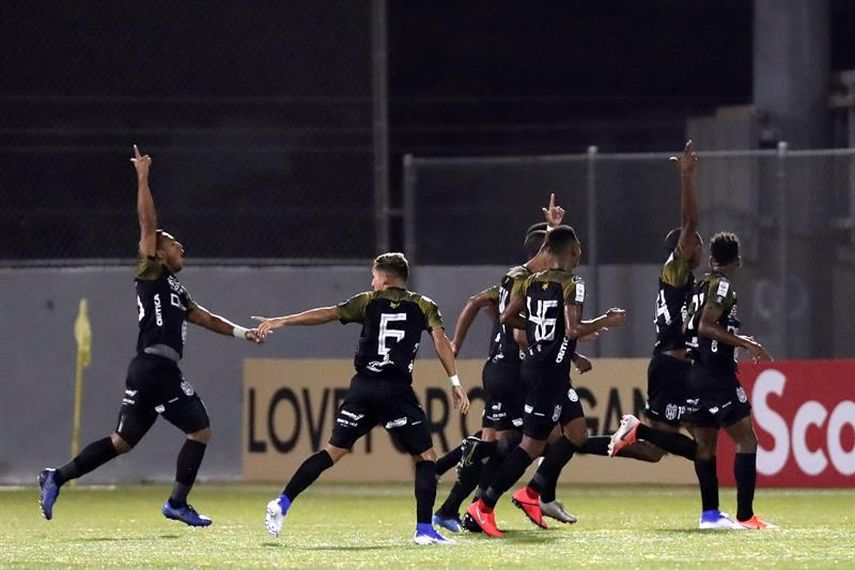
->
[161,501,212,527]
[465,499,504,538]
[456,435,483,473]
[38,468,60,520]
[698,509,742,530]
[432,512,463,533]
[413,523,456,545]
[608,414,640,457]
[511,487,547,529]
[460,511,483,533]
[737,515,777,530]
[264,495,291,538]
[540,499,578,524]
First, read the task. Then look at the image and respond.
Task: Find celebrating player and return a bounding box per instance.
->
[254,252,470,545]
[38,145,262,527]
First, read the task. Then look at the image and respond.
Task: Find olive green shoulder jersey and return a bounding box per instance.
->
[522,269,584,371]
[487,265,531,363]
[336,287,443,383]
[685,271,740,374]
[134,255,197,359]
[653,246,694,353]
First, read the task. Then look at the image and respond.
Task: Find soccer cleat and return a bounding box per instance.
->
[608,414,640,457]
[432,512,463,533]
[512,487,547,529]
[38,468,60,520]
[698,509,742,530]
[465,499,504,538]
[738,515,777,530]
[540,499,578,524]
[456,435,484,474]
[264,495,291,538]
[413,523,457,545]
[460,511,483,533]
[161,501,212,527]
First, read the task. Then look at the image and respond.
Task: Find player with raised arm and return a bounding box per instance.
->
[608,140,701,462]
[681,233,775,530]
[255,253,470,545]
[466,226,627,537]
[38,145,262,527]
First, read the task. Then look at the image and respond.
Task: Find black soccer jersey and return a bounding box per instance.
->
[685,271,741,374]
[653,246,694,354]
[522,269,585,372]
[487,265,531,363]
[336,287,444,383]
[135,256,197,359]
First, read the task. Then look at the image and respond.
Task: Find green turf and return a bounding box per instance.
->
[1,483,853,568]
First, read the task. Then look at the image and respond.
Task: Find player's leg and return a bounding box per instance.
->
[723,408,773,529]
[691,424,739,529]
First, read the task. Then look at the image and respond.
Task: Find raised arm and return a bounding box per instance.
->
[697,305,772,362]
[131,145,157,257]
[670,140,699,250]
[499,292,527,330]
[431,328,471,414]
[564,304,626,340]
[187,304,262,342]
[252,307,339,338]
[451,286,499,356]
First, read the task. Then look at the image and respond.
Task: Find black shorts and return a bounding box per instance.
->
[116,354,210,446]
[644,353,692,426]
[558,384,585,425]
[520,364,569,440]
[329,375,432,455]
[481,359,526,431]
[684,365,752,428]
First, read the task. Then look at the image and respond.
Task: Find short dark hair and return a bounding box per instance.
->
[523,230,547,258]
[710,232,740,266]
[544,225,579,255]
[374,252,409,280]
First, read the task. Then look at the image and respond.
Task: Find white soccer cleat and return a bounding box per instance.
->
[540,499,578,524]
[698,510,743,530]
[264,498,285,538]
[608,414,640,457]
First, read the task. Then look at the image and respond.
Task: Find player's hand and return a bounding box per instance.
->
[251,316,283,338]
[669,140,698,178]
[573,354,593,374]
[130,144,152,180]
[542,192,565,228]
[245,329,265,344]
[451,385,470,415]
[605,308,627,327]
[579,329,605,342]
[740,336,773,362]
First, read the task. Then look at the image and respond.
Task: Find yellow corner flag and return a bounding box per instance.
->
[70,299,92,488]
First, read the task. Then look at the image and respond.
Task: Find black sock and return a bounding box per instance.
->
[694,457,719,512]
[734,453,757,521]
[435,445,463,476]
[436,458,484,517]
[529,437,577,503]
[282,450,334,501]
[636,425,697,460]
[474,432,521,499]
[483,447,535,509]
[55,437,119,486]
[168,439,207,507]
[580,435,610,456]
[414,460,437,524]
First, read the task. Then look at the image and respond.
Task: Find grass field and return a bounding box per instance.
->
[1,483,853,568]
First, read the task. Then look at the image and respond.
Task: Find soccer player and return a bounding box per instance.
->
[254,252,471,545]
[608,141,701,462]
[679,232,775,529]
[38,145,262,527]
[466,226,627,537]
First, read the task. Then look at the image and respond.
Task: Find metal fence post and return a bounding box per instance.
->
[372,0,390,254]
[402,154,418,284]
[586,145,600,356]
[777,140,789,357]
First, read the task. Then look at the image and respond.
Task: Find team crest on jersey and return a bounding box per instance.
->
[568,388,579,402]
[665,404,678,421]
[736,386,748,403]
[180,378,194,396]
[552,405,562,422]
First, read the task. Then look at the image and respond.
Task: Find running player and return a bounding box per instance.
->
[255,252,471,545]
[681,232,775,529]
[466,226,627,537]
[38,145,262,527]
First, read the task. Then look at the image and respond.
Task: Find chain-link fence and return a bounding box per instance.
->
[404,147,855,360]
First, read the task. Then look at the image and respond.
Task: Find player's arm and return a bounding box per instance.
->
[252,307,339,337]
[132,144,157,257]
[697,305,772,362]
[565,304,627,340]
[187,304,263,342]
[450,286,499,356]
[499,291,527,330]
[671,140,699,252]
[431,328,471,415]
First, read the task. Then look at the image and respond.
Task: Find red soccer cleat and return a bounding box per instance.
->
[511,487,547,529]
[465,499,505,538]
[608,414,640,457]
[737,515,778,530]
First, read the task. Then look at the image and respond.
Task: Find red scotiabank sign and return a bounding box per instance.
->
[717,360,855,487]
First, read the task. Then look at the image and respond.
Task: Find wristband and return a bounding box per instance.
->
[449,374,461,387]
[232,325,249,340]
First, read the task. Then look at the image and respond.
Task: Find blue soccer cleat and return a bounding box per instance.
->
[162,501,212,527]
[432,512,463,533]
[264,495,291,538]
[413,523,456,545]
[38,468,60,520]
[698,509,742,530]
